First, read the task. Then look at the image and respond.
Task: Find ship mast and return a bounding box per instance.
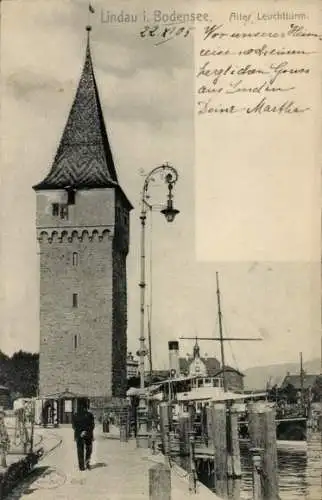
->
[216,272,227,392]
[180,273,262,393]
[300,351,304,407]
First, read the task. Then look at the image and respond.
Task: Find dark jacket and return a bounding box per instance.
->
[72,410,95,441]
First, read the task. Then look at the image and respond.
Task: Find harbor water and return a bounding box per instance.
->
[201,432,322,499]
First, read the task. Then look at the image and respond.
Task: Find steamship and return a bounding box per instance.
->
[145,273,309,450]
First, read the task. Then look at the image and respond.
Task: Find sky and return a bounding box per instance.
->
[0,0,321,372]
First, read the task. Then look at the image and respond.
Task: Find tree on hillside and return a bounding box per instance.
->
[0,350,39,397]
[11,351,39,397]
[281,383,298,404]
[0,351,10,387]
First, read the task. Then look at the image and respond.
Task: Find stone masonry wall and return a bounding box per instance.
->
[38,230,114,398]
[111,197,130,398]
[37,189,120,399]
[112,250,127,398]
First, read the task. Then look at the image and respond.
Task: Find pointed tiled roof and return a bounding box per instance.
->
[179,356,221,376]
[34,30,129,202]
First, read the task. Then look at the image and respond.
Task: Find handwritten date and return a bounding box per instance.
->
[140,24,194,45]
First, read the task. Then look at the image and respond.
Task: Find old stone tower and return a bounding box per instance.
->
[33,29,132,402]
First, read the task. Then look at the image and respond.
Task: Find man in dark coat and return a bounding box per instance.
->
[72,398,95,471]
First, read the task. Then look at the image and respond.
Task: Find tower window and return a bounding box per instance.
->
[74,335,78,349]
[52,203,59,216]
[72,293,78,308]
[60,204,69,220]
[67,189,76,205]
[72,252,78,266]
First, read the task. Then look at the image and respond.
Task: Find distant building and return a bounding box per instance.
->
[179,341,220,377]
[280,373,319,392]
[212,367,245,392]
[280,372,322,401]
[178,339,244,392]
[127,353,139,379]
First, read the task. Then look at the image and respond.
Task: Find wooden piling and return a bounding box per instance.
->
[318,413,322,432]
[120,425,127,442]
[149,462,171,500]
[227,403,241,478]
[0,410,8,468]
[248,402,279,500]
[188,430,197,493]
[212,403,228,483]
[178,414,190,470]
[159,403,170,455]
[206,406,214,448]
[227,478,242,500]
[119,407,129,442]
[201,405,208,444]
[249,447,263,500]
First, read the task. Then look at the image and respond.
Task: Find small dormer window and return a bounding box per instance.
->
[67,189,76,205]
[52,203,59,216]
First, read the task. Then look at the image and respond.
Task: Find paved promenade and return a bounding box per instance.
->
[6,426,220,499]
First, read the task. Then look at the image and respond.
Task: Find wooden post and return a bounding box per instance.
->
[206,406,213,448]
[149,462,171,500]
[178,414,190,470]
[120,407,128,442]
[249,447,263,500]
[187,403,195,429]
[212,402,228,492]
[200,405,208,444]
[0,409,8,468]
[227,478,242,500]
[227,403,242,478]
[0,448,6,468]
[188,430,197,493]
[248,402,279,500]
[159,403,170,455]
[318,413,322,432]
[29,400,35,453]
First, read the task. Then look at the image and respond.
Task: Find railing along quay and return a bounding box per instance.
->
[0,403,44,499]
[103,399,322,499]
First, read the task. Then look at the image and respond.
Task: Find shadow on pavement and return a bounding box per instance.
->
[6,466,50,499]
[90,462,108,470]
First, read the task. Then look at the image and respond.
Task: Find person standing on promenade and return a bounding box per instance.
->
[72,398,95,471]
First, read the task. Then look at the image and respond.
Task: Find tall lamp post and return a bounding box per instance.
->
[136,163,179,448]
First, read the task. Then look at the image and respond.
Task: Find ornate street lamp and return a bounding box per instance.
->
[136,163,179,448]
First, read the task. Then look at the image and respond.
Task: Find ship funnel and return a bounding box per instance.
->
[168,341,180,377]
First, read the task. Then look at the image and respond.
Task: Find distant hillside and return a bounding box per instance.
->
[244,358,321,390]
